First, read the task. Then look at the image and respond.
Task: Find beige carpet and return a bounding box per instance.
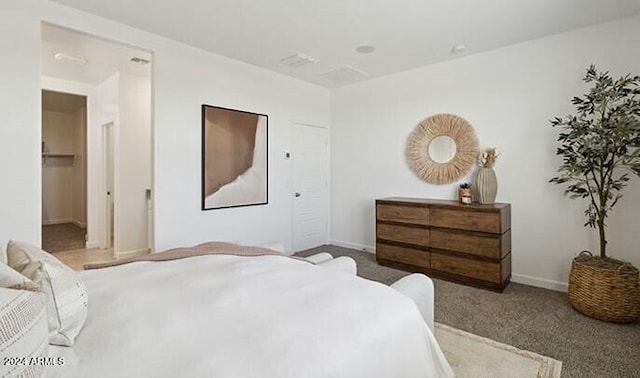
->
[436,323,562,378]
[42,223,86,253]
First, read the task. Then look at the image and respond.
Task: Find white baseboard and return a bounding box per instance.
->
[115,248,150,259]
[85,241,100,249]
[328,240,569,292]
[43,218,87,228]
[329,239,376,254]
[42,218,73,226]
[71,219,87,229]
[511,274,568,292]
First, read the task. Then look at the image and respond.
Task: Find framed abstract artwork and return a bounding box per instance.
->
[201,105,268,210]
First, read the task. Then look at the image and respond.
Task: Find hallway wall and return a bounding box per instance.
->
[71,107,87,226]
[116,72,152,255]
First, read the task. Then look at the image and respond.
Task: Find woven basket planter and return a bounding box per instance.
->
[568,251,640,323]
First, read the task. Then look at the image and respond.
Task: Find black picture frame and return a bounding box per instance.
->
[201,104,269,211]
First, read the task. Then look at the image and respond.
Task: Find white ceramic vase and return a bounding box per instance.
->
[475,167,497,204]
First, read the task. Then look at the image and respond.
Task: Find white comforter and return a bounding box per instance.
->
[48,254,453,378]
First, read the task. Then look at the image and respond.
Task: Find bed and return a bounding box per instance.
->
[5,243,453,377]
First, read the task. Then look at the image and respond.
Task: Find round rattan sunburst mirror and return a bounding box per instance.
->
[406,114,479,185]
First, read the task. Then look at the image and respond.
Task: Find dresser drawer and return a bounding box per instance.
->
[377,223,430,247]
[430,208,501,234]
[377,243,430,268]
[375,198,511,291]
[377,204,429,226]
[431,253,502,283]
[430,229,510,259]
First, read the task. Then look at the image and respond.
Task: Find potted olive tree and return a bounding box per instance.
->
[550,65,640,323]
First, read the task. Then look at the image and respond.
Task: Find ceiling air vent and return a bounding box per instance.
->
[318,66,369,86]
[279,53,319,68]
[130,56,151,65]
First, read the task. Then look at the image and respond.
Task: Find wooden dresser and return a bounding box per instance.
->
[376,197,511,292]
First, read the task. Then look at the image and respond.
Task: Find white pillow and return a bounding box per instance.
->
[0,263,40,292]
[0,287,49,378]
[7,241,88,346]
[0,244,6,264]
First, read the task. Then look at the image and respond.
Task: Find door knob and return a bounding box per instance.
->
[295,192,301,198]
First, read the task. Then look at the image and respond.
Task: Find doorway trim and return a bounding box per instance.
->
[290,121,330,253]
[41,77,103,249]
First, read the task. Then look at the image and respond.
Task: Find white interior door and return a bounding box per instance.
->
[103,122,115,249]
[292,123,329,252]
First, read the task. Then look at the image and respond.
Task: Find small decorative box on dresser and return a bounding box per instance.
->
[376,197,511,292]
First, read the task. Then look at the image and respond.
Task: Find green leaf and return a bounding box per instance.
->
[550,65,640,243]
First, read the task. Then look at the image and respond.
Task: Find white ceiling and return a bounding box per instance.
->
[48,0,640,88]
[42,23,151,85]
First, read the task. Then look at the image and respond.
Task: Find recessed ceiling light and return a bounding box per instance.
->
[355,45,376,54]
[54,53,87,66]
[450,44,466,54]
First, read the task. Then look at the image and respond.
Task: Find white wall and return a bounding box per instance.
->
[330,14,640,290]
[117,72,151,254]
[152,47,329,253]
[42,109,75,224]
[0,0,330,253]
[0,2,41,245]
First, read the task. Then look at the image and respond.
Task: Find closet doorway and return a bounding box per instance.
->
[41,90,88,253]
[41,23,153,264]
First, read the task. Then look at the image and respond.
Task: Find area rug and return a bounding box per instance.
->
[435,323,562,378]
